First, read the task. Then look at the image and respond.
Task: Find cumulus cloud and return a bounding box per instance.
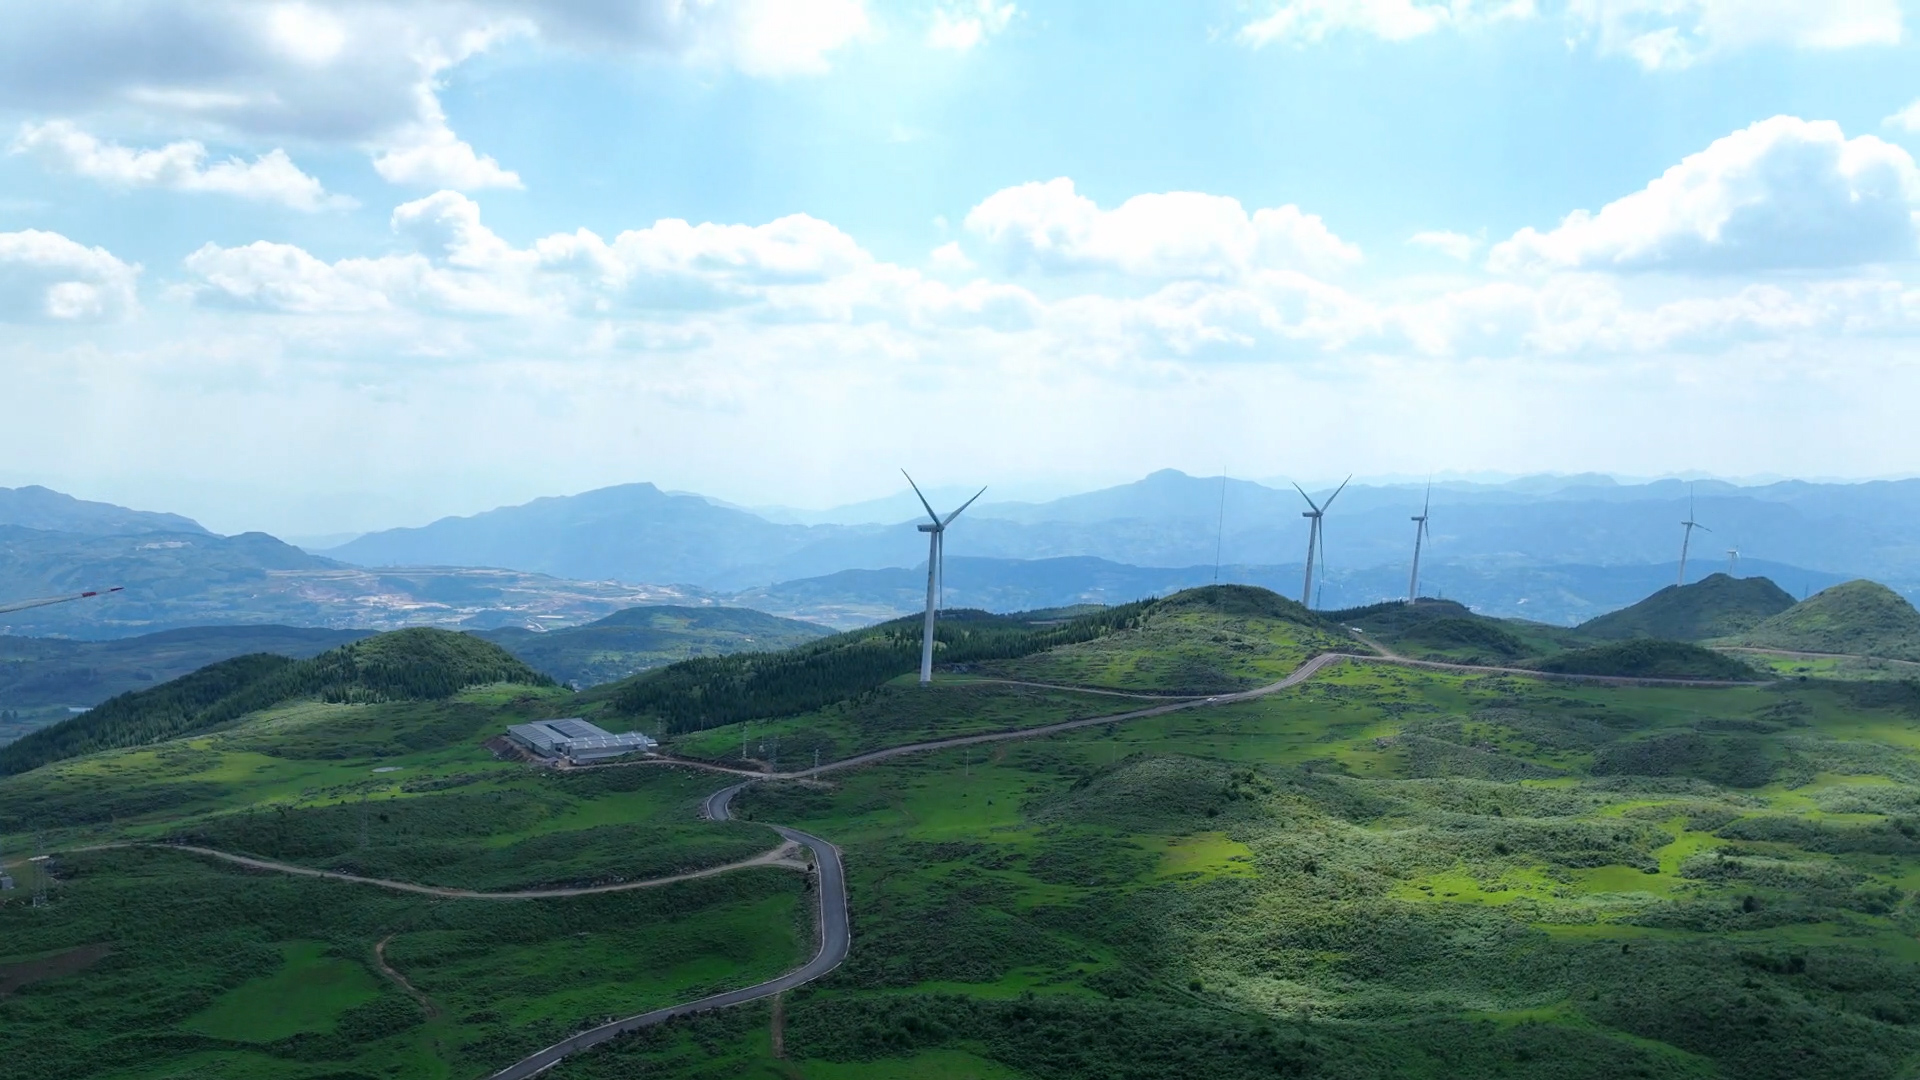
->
[0,230,139,322]
[963,178,1362,280]
[181,190,1036,329]
[1489,116,1920,274]
[0,1,870,190]
[11,120,352,211]
[1888,99,1920,134]
[1240,0,1534,46]
[1566,0,1902,70]
[1408,230,1480,261]
[928,1,1017,51]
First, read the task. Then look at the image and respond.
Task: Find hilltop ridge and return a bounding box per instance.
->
[1576,573,1796,642]
[0,628,550,776]
[1739,579,1920,660]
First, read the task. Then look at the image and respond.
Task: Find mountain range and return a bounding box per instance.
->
[2,473,1914,636]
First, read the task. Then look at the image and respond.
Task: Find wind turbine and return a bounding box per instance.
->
[1726,548,1740,577]
[1293,475,1350,610]
[0,587,122,615]
[904,471,986,686]
[1407,480,1432,604]
[1677,485,1710,586]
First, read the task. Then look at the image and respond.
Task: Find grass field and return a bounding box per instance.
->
[0,847,810,1080]
[591,661,1920,1080]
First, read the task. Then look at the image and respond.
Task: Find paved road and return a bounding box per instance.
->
[482,783,848,1080]
[153,841,801,899]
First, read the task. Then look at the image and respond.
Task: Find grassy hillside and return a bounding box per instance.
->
[476,605,829,688]
[1740,580,1920,661]
[1577,574,1796,642]
[0,625,371,745]
[0,629,550,776]
[597,600,1155,734]
[1330,598,1581,664]
[633,663,1920,1080]
[1534,639,1764,681]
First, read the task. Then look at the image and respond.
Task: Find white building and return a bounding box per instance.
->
[507,717,657,765]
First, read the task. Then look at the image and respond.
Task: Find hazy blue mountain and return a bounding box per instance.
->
[319,471,1920,596]
[0,523,714,639]
[0,485,208,536]
[324,482,881,585]
[729,554,1858,630]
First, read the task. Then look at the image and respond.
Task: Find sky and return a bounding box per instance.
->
[2,0,1919,538]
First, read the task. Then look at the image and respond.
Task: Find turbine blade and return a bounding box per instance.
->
[1422,477,1431,516]
[1291,482,1322,513]
[942,485,988,526]
[1321,474,1353,510]
[901,469,940,524]
[0,586,122,616]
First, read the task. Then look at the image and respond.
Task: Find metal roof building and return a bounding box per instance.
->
[507,718,657,764]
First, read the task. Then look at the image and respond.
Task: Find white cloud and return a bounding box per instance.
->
[0,1,870,191]
[1408,230,1480,260]
[964,178,1363,279]
[1240,0,1534,46]
[929,241,975,272]
[1888,99,1920,134]
[0,230,139,322]
[11,120,352,211]
[1567,0,1902,70]
[1489,116,1920,274]
[928,1,1017,51]
[373,129,523,191]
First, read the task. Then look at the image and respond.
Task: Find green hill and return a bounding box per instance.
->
[1738,580,1920,661]
[1576,573,1796,642]
[0,629,550,776]
[1534,639,1762,681]
[476,605,829,688]
[1328,598,1578,664]
[597,600,1155,734]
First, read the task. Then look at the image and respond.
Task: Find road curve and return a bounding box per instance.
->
[482,783,848,1080]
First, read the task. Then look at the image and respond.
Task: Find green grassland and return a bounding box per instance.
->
[1533,640,1763,681]
[974,587,1348,692]
[581,657,1920,1080]
[0,686,778,890]
[0,846,809,1080]
[1331,599,1587,666]
[1732,650,1920,682]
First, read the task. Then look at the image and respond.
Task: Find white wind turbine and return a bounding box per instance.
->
[1727,548,1740,577]
[904,471,986,686]
[1407,480,1432,604]
[1677,485,1710,586]
[1293,475,1350,610]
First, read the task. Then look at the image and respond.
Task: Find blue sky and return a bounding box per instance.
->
[2,0,1919,537]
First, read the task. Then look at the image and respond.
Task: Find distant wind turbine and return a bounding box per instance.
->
[903,471,986,686]
[0,587,122,616]
[1293,475,1350,610]
[1407,480,1432,604]
[1677,485,1710,586]
[1727,548,1740,577]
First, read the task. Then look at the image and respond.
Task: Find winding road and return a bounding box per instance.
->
[78,647,1770,1079]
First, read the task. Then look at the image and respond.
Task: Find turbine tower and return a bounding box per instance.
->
[1407,480,1432,604]
[1677,485,1710,586]
[904,471,986,686]
[1727,548,1740,577]
[1293,475,1350,609]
